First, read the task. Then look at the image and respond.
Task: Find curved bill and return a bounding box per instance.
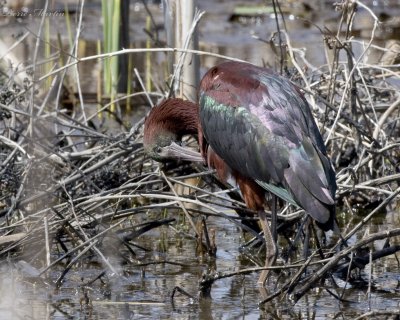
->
[163,142,204,162]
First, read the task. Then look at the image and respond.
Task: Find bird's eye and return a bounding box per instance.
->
[155,146,162,153]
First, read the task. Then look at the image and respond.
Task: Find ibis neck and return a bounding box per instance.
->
[144,98,200,148]
[177,105,198,135]
[159,100,199,137]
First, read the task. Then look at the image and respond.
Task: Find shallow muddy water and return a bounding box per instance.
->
[0,208,399,319]
[1,0,400,319]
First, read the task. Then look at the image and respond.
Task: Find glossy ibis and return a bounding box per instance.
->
[143,61,337,285]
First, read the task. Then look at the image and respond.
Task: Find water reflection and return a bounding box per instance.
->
[0,207,399,318]
[1,1,400,319]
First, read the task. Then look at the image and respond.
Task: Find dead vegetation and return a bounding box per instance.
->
[0,0,399,318]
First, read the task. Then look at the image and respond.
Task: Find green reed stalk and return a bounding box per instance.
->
[97,39,103,118]
[102,0,120,112]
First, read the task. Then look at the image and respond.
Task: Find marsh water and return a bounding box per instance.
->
[1,208,400,319]
[0,0,400,319]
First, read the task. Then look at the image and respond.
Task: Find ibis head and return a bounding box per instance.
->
[143,98,203,163]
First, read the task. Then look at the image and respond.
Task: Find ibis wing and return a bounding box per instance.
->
[200,93,289,184]
[199,62,336,227]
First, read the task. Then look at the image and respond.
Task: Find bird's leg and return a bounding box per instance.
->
[302,217,311,259]
[257,209,277,286]
[271,195,278,243]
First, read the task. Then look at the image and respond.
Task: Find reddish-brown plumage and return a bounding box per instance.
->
[234,173,266,212]
[143,98,199,147]
[200,63,269,108]
[201,139,265,214]
[205,145,264,213]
